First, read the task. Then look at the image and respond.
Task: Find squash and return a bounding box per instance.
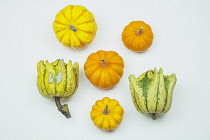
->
[122,21,154,52]
[53,5,97,49]
[90,97,124,131]
[37,59,79,118]
[84,50,124,89]
[129,68,177,120]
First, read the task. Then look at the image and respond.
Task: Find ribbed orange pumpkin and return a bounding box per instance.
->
[122,21,154,52]
[84,50,124,89]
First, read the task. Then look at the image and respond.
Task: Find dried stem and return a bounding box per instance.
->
[69,24,77,32]
[150,113,157,120]
[103,105,110,115]
[136,27,144,35]
[101,59,107,67]
[54,97,71,118]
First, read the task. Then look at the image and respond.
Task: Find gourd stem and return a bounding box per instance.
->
[69,24,77,32]
[101,59,107,67]
[150,113,157,120]
[103,105,110,115]
[136,27,144,35]
[54,97,71,118]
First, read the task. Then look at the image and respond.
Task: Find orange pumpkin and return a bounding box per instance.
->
[84,50,124,89]
[122,21,154,52]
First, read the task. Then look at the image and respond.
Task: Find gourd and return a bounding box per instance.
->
[122,21,154,52]
[37,59,79,118]
[129,68,177,120]
[53,5,97,49]
[84,50,124,89]
[90,97,124,131]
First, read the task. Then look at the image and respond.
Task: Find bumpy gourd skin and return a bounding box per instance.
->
[90,97,124,131]
[129,68,177,120]
[37,59,79,101]
[53,5,97,49]
[37,59,79,118]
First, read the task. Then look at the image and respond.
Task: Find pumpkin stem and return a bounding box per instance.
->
[54,97,71,118]
[103,105,110,115]
[136,27,144,35]
[150,113,157,120]
[69,24,77,32]
[101,59,107,67]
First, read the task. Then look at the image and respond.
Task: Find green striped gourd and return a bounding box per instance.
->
[128,68,177,120]
[37,59,79,118]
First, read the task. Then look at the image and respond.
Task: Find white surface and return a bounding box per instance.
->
[1,0,210,139]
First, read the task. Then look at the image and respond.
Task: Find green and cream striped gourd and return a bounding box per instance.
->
[129,68,177,120]
[37,59,79,118]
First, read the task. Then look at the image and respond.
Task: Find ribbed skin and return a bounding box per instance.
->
[90,97,124,131]
[129,68,177,119]
[37,59,79,101]
[84,50,124,89]
[122,21,154,52]
[53,5,97,49]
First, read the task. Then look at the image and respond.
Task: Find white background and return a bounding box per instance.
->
[1,0,210,139]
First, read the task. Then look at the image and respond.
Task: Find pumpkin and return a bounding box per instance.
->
[84,50,124,89]
[37,59,79,118]
[90,97,124,131]
[121,21,154,52]
[53,5,97,49]
[129,68,177,120]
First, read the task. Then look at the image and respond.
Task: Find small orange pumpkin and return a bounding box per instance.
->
[84,50,124,89]
[122,21,154,52]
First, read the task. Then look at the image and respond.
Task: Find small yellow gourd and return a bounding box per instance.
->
[90,97,124,131]
[53,5,97,49]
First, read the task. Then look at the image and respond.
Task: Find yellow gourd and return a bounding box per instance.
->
[53,5,97,49]
[90,97,124,131]
[37,59,79,118]
[84,50,124,89]
[122,21,154,52]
